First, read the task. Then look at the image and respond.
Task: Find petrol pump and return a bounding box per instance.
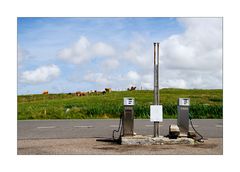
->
[122,97,135,136]
[177,98,190,137]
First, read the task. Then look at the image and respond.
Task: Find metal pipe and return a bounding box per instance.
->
[157,42,160,105]
[154,43,157,105]
[153,42,160,137]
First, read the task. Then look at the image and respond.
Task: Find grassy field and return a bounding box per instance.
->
[17,88,223,120]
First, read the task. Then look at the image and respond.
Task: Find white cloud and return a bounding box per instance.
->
[162,79,187,89]
[20,64,60,84]
[54,19,223,91]
[159,18,222,89]
[92,42,115,57]
[58,36,91,64]
[140,74,153,89]
[102,59,119,69]
[161,18,222,71]
[123,35,152,70]
[58,36,115,65]
[141,82,152,90]
[127,71,140,81]
[121,18,222,89]
[142,74,153,83]
[83,72,111,86]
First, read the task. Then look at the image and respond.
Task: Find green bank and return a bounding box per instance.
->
[17,88,223,120]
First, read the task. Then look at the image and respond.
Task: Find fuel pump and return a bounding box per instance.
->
[177,98,204,142]
[177,98,190,137]
[112,97,135,141]
[123,97,135,136]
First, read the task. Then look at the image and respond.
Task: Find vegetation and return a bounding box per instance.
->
[17,88,223,120]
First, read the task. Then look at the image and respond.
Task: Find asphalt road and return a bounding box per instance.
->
[17,119,223,140]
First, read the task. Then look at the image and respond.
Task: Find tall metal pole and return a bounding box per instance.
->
[153,42,160,137]
[154,43,157,104]
[157,42,160,105]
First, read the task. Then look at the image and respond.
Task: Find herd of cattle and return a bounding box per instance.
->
[42,87,137,96]
[75,88,112,96]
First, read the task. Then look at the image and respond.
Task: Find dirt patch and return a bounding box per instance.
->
[189,143,218,149]
[18,138,223,155]
[94,146,118,150]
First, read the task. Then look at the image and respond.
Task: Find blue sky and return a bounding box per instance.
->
[17,17,222,95]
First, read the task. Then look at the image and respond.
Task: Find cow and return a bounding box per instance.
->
[77,92,88,96]
[81,92,87,96]
[75,91,81,96]
[105,88,112,93]
[127,86,137,91]
[42,90,48,95]
[102,91,106,95]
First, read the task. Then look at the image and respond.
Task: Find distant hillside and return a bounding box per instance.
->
[17,89,223,120]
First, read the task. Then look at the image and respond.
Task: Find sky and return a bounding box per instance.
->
[17,17,223,95]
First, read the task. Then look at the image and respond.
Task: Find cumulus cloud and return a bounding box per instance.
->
[161,18,222,71]
[140,74,154,89]
[127,71,140,81]
[81,70,146,90]
[125,70,140,86]
[161,18,222,70]
[92,42,115,57]
[102,59,119,70]
[83,72,111,86]
[20,64,60,84]
[58,36,115,65]
[121,18,222,89]
[58,36,91,64]
[162,79,187,88]
[123,35,153,71]
[159,18,222,88]
[58,18,222,90]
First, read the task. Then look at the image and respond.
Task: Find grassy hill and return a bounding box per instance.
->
[17,88,223,120]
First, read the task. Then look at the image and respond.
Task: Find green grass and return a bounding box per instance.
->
[17,88,223,120]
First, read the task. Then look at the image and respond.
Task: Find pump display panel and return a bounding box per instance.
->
[178,98,190,106]
[123,97,135,106]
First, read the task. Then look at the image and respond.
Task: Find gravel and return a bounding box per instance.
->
[17,138,223,155]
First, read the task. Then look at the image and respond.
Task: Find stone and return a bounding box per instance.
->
[169,124,180,139]
[121,135,195,145]
[188,131,197,139]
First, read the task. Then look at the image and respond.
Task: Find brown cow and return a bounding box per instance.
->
[75,91,81,96]
[42,90,48,94]
[76,91,87,96]
[81,92,87,96]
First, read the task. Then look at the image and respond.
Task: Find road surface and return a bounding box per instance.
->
[18,119,223,139]
[17,119,223,155]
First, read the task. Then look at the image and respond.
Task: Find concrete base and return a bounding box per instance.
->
[121,135,195,145]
